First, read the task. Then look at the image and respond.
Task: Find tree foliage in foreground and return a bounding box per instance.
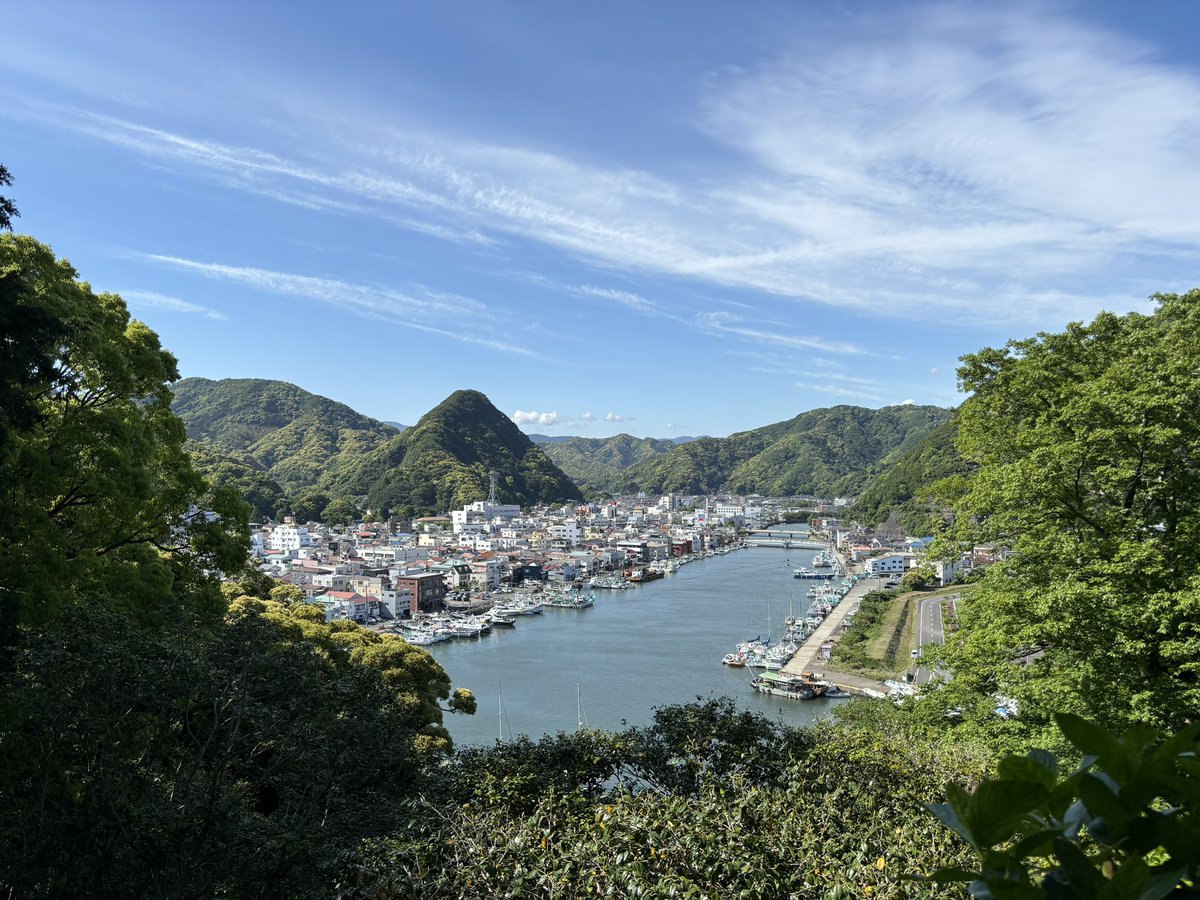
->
[0,233,472,897]
[924,713,1200,899]
[0,600,470,897]
[341,699,988,899]
[935,291,1200,745]
[0,234,249,631]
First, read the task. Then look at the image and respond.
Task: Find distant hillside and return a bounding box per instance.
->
[174,380,581,517]
[327,390,583,514]
[172,378,400,494]
[537,434,678,492]
[625,405,954,497]
[185,440,291,524]
[845,418,974,532]
[382,421,408,432]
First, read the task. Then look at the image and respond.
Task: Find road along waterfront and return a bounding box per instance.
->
[426,528,855,747]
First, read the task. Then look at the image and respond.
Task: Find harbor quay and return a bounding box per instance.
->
[779,548,890,696]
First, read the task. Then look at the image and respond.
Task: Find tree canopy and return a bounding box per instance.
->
[0,234,249,630]
[935,291,1200,743]
[0,233,473,896]
[0,164,17,231]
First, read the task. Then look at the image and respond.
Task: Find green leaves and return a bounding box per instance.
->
[923,715,1200,899]
[939,291,1200,736]
[0,235,248,628]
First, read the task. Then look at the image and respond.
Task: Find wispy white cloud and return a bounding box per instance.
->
[576,285,661,315]
[580,412,595,422]
[9,5,1199,333]
[603,412,634,423]
[696,311,866,355]
[134,253,537,357]
[121,289,228,321]
[803,382,888,404]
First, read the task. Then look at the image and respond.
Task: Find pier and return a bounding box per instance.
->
[780,549,889,696]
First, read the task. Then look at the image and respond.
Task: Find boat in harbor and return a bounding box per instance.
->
[793,567,835,579]
[627,568,665,583]
[544,591,596,609]
[591,575,633,589]
[751,670,833,700]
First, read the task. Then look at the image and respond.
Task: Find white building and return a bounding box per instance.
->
[451,500,523,533]
[863,553,916,576]
[546,523,580,546]
[269,525,315,554]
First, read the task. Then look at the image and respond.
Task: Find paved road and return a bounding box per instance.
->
[912,594,953,684]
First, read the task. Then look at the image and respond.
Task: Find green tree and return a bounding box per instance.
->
[321,496,360,525]
[924,714,1200,898]
[937,291,1200,743]
[900,566,936,591]
[290,489,330,523]
[0,600,473,897]
[0,234,248,631]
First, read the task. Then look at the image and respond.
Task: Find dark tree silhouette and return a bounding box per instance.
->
[0,164,18,231]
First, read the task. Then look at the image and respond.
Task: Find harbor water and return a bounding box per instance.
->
[427,528,845,747]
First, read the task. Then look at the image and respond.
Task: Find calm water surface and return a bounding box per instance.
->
[428,528,846,746]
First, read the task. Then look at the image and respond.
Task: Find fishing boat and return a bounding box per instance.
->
[751,670,831,700]
[793,567,834,579]
[544,591,596,609]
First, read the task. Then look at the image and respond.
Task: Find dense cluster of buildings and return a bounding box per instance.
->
[246,493,1000,626]
[249,495,781,624]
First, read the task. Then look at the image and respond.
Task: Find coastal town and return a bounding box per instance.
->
[248,487,1001,699]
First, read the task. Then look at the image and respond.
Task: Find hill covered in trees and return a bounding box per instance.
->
[535,433,679,492]
[623,404,953,497]
[325,389,584,514]
[845,419,975,532]
[173,380,582,517]
[175,381,955,515]
[172,377,402,495]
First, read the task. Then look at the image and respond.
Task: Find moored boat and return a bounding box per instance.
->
[751,670,832,700]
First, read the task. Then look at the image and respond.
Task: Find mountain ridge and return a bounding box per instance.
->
[173,379,582,516]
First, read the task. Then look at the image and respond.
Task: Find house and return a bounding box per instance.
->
[315,590,379,624]
[392,571,447,615]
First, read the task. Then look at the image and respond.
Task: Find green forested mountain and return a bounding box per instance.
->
[625,404,953,496]
[327,389,583,514]
[845,419,975,532]
[172,377,401,494]
[175,379,951,513]
[184,440,291,523]
[537,433,678,492]
[174,380,583,516]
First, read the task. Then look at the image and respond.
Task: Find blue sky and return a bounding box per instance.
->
[4,2,1199,438]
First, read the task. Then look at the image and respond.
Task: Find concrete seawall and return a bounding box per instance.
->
[779,547,890,696]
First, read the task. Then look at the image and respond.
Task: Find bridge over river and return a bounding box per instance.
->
[744,529,825,549]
